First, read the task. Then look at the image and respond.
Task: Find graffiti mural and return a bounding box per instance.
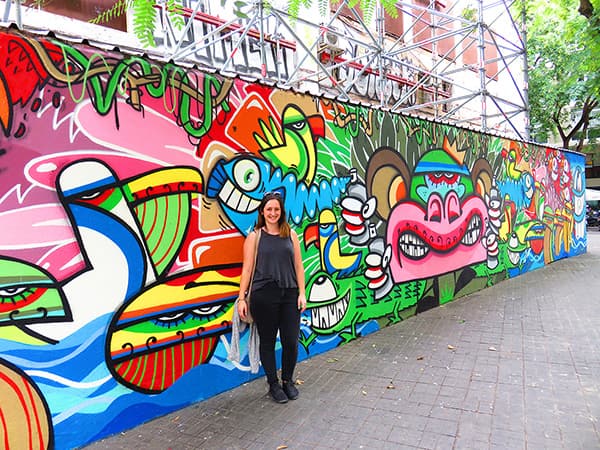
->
[0,28,586,449]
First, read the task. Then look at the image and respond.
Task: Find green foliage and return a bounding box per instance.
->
[317,0,328,18]
[380,0,398,19]
[76,0,402,48]
[131,0,157,47]
[286,0,396,22]
[344,0,397,21]
[521,0,600,145]
[28,0,50,8]
[89,0,131,26]
[88,0,185,48]
[166,0,185,30]
[287,0,312,21]
[346,0,374,22]
[460,4,477,22]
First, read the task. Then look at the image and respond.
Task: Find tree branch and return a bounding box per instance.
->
[579,0,594,19]
[550,104,568,147]
[561,96,599,150]
[579,0,600,34]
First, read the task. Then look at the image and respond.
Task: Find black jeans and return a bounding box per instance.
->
[250,282,300,384]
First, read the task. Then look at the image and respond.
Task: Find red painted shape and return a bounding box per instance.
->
[0,33,64,106]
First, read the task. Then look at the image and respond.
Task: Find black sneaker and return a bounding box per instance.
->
[282,380,299,400]
[269,382,288,403]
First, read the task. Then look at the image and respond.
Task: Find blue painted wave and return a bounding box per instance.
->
[1,314,260,449]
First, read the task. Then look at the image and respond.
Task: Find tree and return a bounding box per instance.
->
[524,0,600,151]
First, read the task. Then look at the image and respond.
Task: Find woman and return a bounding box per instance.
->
[237,192,306,403]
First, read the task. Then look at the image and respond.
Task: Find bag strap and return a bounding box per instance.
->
[247,229,261,295]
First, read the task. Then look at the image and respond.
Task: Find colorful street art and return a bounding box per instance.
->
[0,28,586,449]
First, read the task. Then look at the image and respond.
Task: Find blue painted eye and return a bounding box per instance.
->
[233,159,260,191]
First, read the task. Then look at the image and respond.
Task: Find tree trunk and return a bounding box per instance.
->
[579,0,594,18]
[578,0,600,33]
[556,96,599,150]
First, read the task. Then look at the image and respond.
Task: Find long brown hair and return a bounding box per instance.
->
[255,192,291,238]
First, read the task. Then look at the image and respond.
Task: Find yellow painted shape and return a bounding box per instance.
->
[127,167,203,193]
[120,271,240,317]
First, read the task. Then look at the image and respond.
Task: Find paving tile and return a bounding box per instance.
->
[428,404,462,422]
[395,413,428,432]
[438,384,467,400]
[490,427,526,448]
[387,425,423,447]
[415,432,452,449]
[525,422,562,443]
[345,438,402,450]
[357,420,393,441]
[329,416,366,434]
[453,436,491,450]
[424,416,458,437]
[373,397,407,415]
[457,410,492,440]
[364,409,403,428]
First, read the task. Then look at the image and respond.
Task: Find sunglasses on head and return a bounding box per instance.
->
[263,191,282,198]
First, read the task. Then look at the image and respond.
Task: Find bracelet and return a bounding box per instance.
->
[237,298,247,303]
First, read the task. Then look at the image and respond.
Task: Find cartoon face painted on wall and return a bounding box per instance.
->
[206,156,282,235]
[366,145,493,283]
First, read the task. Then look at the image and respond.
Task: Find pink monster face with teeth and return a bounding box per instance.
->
[387,193,487,283]
[367,147,492,284]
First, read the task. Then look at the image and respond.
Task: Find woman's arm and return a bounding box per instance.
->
[237,230,257,320]
[291,230,306,312]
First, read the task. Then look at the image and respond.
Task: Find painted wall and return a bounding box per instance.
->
[0,28,586,449]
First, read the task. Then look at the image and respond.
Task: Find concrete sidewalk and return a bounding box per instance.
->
[84,233,600,450]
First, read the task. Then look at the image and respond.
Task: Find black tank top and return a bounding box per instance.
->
[251,230,298,291]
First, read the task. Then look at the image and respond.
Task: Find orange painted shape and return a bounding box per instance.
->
[226,93,278,154]
[191,234,245,268]
[0,78,10,135]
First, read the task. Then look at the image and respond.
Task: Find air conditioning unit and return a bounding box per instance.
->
[318,27,344,57]
[323,31,339,47]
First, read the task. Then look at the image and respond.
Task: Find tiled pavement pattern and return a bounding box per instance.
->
[83,233,600,450]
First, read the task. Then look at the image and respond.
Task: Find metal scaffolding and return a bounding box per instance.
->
[3,0,529,140]
[155,0,528,140]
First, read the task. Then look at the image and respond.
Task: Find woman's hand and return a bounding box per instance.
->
[237,299,249,321]
[297,293,306,312]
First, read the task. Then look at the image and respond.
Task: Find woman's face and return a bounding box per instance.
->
[262,198,282,226]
